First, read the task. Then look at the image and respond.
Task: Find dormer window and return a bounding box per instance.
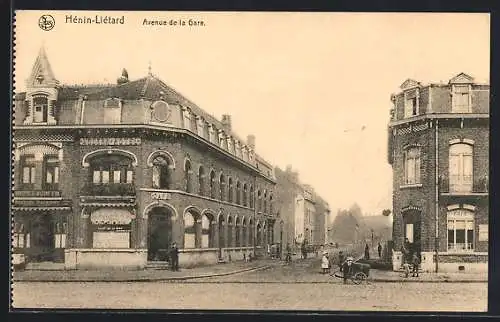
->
[104,98,122,124]
[452,85,471,113]
[404,89,419,118]
[33,95,49,123]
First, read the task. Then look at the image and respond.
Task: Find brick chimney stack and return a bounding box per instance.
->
[247,134,255,150]
[221,114,232,132]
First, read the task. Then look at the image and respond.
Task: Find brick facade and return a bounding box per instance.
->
[388,74,489,272]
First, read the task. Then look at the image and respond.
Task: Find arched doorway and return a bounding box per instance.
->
[147,207,174,261]
[402,209,422,257]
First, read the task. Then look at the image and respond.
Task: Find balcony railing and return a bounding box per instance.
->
[13,190,62,198]
[439,175,488,194]
[81,183,136,196]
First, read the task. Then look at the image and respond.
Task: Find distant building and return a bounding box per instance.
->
[274,166,330,252]
[387,73,489,272]
[12,46,277,269]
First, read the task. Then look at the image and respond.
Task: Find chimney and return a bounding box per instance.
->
[221,114,232,132]
[247,134,255,150]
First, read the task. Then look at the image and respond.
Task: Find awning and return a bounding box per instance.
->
[12,206,71,212]
[90,208,135,225]
[82,202,136,208]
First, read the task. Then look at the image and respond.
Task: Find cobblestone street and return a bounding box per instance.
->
[12,259,487,311]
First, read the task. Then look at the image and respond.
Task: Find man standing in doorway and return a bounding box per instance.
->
[170,242,179,271]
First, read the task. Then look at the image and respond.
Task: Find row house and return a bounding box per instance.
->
[388,73,489,273]
[12,46,277,269]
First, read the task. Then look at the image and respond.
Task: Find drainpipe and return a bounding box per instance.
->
[435,119,439,273]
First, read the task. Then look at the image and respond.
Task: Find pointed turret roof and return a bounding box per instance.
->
[26,45,59,88]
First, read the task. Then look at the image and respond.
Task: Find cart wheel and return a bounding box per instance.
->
[353,272,367,285]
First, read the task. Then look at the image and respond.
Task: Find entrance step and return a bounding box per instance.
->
[145,261,170,270]
[25,262,65,271]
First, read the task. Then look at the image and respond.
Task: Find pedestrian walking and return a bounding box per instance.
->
[378,242,383,258]
[364,243,370,260]
[321,251,330,274]
[169,242,179,271]
[342,256,354,284]
[285,243,292,264]
[411,252,421,277]
[338,251,346,272]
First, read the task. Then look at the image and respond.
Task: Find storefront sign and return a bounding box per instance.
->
[80,137,141,146]
[151,192,171,200]
[479,224,488,241]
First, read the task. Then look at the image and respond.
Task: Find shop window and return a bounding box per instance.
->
[54,221,67,249]
[447,209,474,252]
[152,156,171,189]
[403,147,421,185]
[201,214,212,248]
[13,223,28,248]
[20,155,36,189]
[91,208,133,248]
[449,143,473,192]
[184,211,202,249]
[43,155,59,190]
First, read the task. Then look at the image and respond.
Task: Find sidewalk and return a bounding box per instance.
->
[12,259,275,283]
[369,269,488,283]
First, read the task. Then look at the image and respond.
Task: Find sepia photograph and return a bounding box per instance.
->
[11,11,489,311]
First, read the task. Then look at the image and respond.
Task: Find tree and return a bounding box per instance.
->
[382,209,392,217]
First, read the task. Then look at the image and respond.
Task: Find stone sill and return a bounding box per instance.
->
[399,183,423,189]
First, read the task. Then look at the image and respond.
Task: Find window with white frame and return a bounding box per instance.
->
[20,155,36,189]
[447,209,474,252]
[54,221,67,248]
[33,95,49,123]
[452,85,471,113]
[403,147,421,185]
[449,143,473,192]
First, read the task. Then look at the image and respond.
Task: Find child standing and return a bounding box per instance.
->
[321,251,330,274]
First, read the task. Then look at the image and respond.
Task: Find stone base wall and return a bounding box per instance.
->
[392,250,488,273]
[65,248,147,270]
[179,248,219,268]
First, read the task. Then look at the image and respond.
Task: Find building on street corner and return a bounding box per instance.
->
[12,46,277,269]
[387,73,489,273]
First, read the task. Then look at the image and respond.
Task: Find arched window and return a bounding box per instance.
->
[209,170,216,198]
[236,181,241,205]
[184,211,202,248]
[403,147,421,185]
[201,214,213,248]
[228,177,234,202]
[269,193,273,215]
[227,216,233,247]
[249,219,254,246]
[257,190,262,212]
[449,143,473,192]
[152,156,171,189]
[243,183,248,207]
[219,173,226,201]
[88,154,134,195]
[198,166,205,196]
[263,190,268,213]
[20,154,36,190]
[235,217,241,247]
[184,159,193,193]
[249,186,254,208]
[447,208,474,252]
[242,218,247,247]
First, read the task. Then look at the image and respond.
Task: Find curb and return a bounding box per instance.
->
[12,265,271,283]
[370,278,487,283]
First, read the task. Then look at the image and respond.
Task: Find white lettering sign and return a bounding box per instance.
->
[151,192,171,200]
[80,137,141,146]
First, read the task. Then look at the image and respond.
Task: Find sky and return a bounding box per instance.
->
[14,11,490,219]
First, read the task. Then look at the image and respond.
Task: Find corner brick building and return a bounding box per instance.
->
[12,47,277,269]
[388,73,489,272]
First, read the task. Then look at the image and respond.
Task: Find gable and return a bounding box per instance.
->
[449,73,474,84]
[400,79,421,90]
